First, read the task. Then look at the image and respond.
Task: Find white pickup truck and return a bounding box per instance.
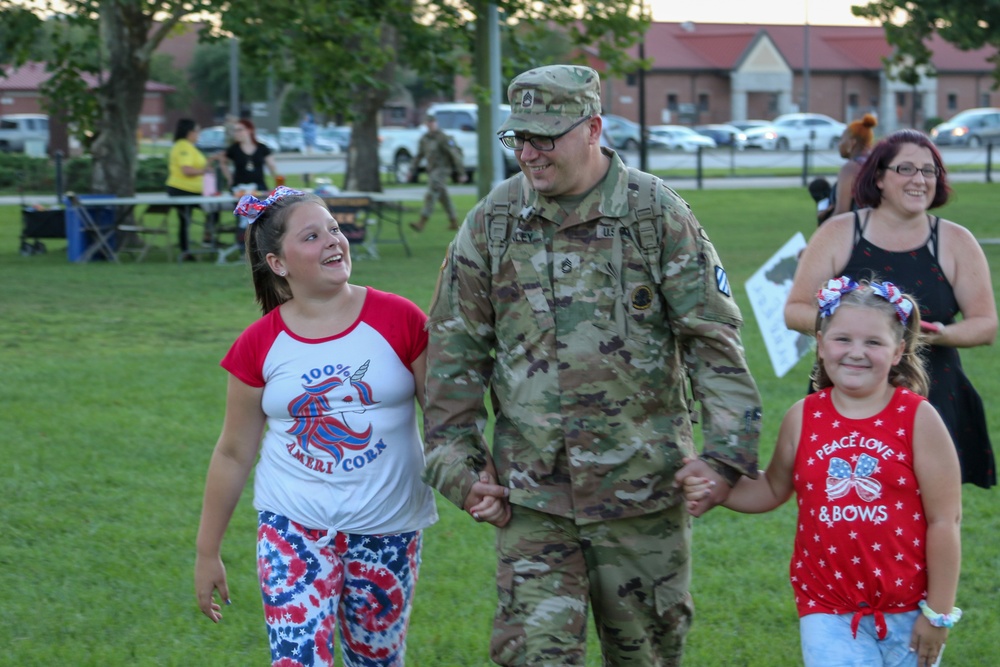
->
[378,102,517,183]
[0,114,49,154]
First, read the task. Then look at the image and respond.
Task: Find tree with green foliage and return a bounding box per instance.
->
[1,0,647,196]
[222,0,649,192]
[853,0,1000,86]
[0,0,223,196]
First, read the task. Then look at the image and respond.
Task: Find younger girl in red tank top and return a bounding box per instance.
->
[681,277,962,667]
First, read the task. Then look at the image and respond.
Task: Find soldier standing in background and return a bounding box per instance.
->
[408,114,466,233]
[420,64,763,666]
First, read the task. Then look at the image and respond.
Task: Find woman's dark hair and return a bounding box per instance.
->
[853,129,951,210]
[244,192,327,314]
[174,118,198,142]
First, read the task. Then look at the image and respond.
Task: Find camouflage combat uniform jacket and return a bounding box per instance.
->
[415,129,461,173]
[423,151,761,524]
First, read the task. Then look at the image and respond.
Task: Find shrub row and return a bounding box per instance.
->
[0,153,168,194]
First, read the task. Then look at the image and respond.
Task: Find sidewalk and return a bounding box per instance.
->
[3,171,991,207]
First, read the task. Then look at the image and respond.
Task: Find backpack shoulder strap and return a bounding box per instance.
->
[622,168,664,284]
[485,174,525,274]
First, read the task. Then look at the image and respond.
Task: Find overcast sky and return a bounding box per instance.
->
[649,0,882,26]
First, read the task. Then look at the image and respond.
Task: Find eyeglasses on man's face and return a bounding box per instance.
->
[885,163,940,178]
[498,116,592,152]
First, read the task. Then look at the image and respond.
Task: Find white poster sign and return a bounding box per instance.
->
[744,232,814,378]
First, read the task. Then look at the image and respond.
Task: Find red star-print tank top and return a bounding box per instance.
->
[791,387,928,629]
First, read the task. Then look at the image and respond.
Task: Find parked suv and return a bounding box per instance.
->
[0,114,49,153]
[930,108,1000,147]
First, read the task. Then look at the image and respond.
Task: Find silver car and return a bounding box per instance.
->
[930,108,1000,147]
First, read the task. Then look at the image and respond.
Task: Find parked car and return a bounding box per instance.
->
[648,125,717,151]
[930,108,1000,147]
[769,113,846,150]
[601,114,642,150]
[194,125,228,154]
[317,126,351,153]
[694,124,747,150]
[278,126,305,152]
[0,114,48,153]
[728,119,771,132]
[741,124,779,150]
[256,131,280,152]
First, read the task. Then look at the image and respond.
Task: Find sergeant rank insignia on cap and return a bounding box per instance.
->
[520,90,534,108]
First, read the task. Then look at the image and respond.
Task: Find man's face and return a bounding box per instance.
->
[514,117,597,197]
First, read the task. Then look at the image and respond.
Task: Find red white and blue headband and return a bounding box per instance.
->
[233,185,306,223]
[817,276,913,325]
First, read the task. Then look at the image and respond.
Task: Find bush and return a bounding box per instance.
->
[924,116,943,132]
[136,156,168,191]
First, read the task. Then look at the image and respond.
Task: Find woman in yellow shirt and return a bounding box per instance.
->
[166,118,214,261]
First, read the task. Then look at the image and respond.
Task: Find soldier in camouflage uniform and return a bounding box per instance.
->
[409,114,466,233]
[421,64,763,666]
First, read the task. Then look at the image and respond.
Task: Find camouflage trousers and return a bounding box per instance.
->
[419,166,457,221]
[490,504,693,667]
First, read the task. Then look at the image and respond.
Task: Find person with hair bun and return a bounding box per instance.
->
[194,187,439,666]
[818,113,878,224]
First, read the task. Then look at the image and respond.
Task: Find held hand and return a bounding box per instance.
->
[194,554,231,623]
[673,457,731,517]
[679,474,716,515]
[910,616,947,667]
[463,469,511,528]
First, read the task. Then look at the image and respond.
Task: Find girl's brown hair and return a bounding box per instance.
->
[811,278,930,396]
[243,192,327,314]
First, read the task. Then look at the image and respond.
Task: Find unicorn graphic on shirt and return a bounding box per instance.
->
[286,360,379,464]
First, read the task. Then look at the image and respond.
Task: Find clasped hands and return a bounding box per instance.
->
[673,457,732,517]
[463,463,511,527]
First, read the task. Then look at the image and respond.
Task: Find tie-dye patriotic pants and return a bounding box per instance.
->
[256,511,422,667]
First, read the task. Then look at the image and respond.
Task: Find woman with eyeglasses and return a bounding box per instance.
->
[785,128,997,489]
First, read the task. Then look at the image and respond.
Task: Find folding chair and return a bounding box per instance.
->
[117,203,173,262]
[67,194,119,263]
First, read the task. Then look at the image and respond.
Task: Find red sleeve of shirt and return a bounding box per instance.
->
[220,309,282,387]
[362,288,428,370]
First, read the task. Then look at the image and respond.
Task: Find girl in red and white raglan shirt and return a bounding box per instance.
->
[194,187,438,667]
[681,277,962,667]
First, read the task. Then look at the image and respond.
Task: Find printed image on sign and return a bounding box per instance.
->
[744,232,814,378]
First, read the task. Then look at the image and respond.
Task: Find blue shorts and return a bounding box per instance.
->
[800,611,944,667]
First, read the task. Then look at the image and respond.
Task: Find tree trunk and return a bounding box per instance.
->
[344,23,399,193]
[89,2,153,196]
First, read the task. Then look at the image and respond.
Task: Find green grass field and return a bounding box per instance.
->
[1,182,997,666]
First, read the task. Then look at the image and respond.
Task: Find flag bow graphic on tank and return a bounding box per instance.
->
[826,453,882,501]
[286,360,379,463]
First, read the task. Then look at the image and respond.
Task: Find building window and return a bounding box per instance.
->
[981,92,991,107]
[626,73,637,86]
[698,93,709,112]
[666,93,679,111]
[947,93,957,111]
[896,92,907,108]
[848,93,859,108]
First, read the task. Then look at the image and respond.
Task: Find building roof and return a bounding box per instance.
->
[0,62,175,92]
[638,22,997,74]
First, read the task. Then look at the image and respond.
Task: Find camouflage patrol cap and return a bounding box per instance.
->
[497,64,602,136]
